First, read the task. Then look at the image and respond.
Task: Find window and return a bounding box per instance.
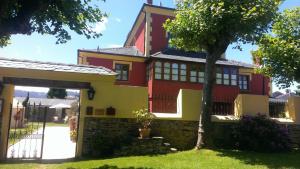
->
[231,68,237,86]
[146,63,152,81]
[190,65,197,82]
[172,63,179,81]
[239,75,249,90]
[180,64,187,82]
[223,68,230,85]
[216,67,223,84]
[198,65,205,83]
[115,64,129,81]
[155,61,162,79]
[164,62,171,80]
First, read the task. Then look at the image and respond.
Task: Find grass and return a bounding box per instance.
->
[1,149,300,169]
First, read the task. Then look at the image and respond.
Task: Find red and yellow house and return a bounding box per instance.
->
[78,3,271,114]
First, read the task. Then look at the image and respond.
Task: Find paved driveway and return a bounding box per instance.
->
[7,126,76,159]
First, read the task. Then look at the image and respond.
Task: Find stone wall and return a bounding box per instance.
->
[151,120,198,150]
[82,117,198,157]
[287,124,300,148]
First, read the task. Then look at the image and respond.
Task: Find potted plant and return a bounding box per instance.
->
[133,108,155,139]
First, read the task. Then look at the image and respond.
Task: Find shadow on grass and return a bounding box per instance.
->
[215,149,300,169]
[66,164,153,169]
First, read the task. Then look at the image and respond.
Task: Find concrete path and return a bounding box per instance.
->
[7,126,76,159]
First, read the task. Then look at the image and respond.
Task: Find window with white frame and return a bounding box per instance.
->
[172,63,179,81]
[239,75,249,90]
[164,62,171,80]
[180,64,187,82]
[198,65,205,83]
[155,61,162,80]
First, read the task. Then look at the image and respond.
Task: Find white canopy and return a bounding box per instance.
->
[49,103,71,109]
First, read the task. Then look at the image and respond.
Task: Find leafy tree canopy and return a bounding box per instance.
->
[164,0,281,54]
[0,0,106,47]
[47,88,67,99]
[253,7,300,89]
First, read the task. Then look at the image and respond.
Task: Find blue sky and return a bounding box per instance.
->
[0,0,299,93]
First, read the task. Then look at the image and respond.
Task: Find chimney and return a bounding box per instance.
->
[147,0,153,5]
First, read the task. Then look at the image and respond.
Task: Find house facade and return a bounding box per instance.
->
[78,3,271,114]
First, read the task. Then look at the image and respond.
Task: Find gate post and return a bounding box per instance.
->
[0,84,14,160]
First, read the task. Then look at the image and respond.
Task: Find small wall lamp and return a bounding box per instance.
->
[87,86,96,100]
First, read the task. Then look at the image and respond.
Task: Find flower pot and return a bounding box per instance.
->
[139,128,151,139]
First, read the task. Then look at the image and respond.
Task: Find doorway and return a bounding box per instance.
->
[6,86,80,160]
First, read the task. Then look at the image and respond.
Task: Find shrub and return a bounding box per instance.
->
[133,108,155,129]
[232,114,292,152]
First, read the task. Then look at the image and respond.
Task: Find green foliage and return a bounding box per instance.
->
[253,7,300,88]
[164,0,281,53]
[133,108,155,129]
[47,88,67,99]
[0,0,107,47]
[232,114,292,152]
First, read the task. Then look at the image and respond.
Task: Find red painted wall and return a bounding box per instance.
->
[150,13,173,54]
[133,20,146,54]
[250,74,270,95]
[87,57,147,87]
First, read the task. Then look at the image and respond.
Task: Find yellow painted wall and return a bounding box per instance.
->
[234,94,269,117]
[0,84,14,160]
[179,89,202,121]
[287,96,300,124]
[76,81,148,156]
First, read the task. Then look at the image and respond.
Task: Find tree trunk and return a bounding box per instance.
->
[195,52,218,149]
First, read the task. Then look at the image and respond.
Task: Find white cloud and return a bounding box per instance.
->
[115,17,121,23]
[93,17,108,34]
[107,44,122,48]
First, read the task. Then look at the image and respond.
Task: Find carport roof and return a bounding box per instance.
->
[0,57,116,75]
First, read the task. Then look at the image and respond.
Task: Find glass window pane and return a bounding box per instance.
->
[172,75,178,81]
[172,63,178,69]
[164,62,170,68]
[181,64,186,69]
[224,74,229,79]
[164,68,170,73]
[190,77,196,82]
[216,79,222,84]
[224,79,230,85]
[216,67,222,73]
[231,75,237,80]
[180,76,186,81]
[198,77,204,83]
[190,71,197,76]
[181,70,187,75]
[243,84,248,89]
[231,68,237,75]
[216,73,222,78]
[164,74,170,80]
[199,72,204,77]
[155,62,162,67]
[173,69,178,74]
[155,74,161,79]
[231,80,237,86]
[155,67,161,73]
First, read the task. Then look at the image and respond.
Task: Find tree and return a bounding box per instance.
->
[253,7,300,89]
[0,0,106,47]
[164,0,281,149]
[47,88,67,99]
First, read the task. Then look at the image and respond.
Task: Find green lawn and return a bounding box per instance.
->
[1,149,300,169]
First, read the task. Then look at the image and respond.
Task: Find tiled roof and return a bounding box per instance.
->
[151,49,255,68]
[0,57,116,75]
[80,46,144,57]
